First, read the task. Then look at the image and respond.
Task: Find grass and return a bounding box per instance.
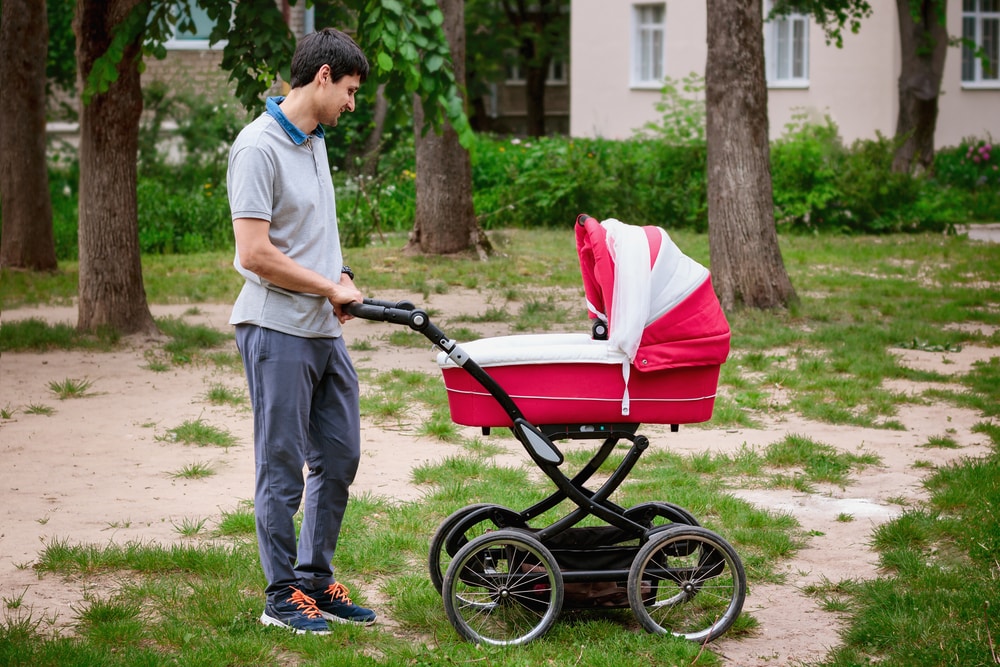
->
[47,378,94,400]
[204,383,245,407]
[169,462,216,479]
[0,228,998,665]
[159,418,237,448]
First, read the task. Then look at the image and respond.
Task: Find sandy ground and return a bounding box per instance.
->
[1,291,996,666]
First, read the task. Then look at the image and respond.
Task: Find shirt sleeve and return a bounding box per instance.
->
[228,144,276,222]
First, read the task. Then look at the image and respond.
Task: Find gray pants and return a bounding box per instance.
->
[235,324,361,602]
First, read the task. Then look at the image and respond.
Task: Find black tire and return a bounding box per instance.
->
[627,525,745,643]
[442,528,563,645]
[428,504,521,594]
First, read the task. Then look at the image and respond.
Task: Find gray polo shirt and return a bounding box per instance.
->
[227,96,344,338]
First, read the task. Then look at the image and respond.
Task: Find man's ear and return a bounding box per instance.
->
[315,64,331,86]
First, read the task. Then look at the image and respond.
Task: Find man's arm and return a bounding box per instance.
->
[233,217,362,322]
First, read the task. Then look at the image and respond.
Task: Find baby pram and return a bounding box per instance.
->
[346,214,745,646]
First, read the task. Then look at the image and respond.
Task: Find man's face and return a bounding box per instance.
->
[322,72,361,127]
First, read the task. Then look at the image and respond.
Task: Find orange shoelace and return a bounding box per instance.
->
[324,582,353,604]
[287,588,324,619]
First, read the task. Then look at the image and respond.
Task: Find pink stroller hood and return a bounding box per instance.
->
[575,214,731,372]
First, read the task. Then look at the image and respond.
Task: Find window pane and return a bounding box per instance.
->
[985,17,999,79]
[653,31,663,79]
[982,0,999,13]
[776,20,789,80]
[792,19,805,78]
[175,1,213,40]
[963,16,976,80]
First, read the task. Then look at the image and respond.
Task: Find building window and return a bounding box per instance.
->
[632,3,665,88]
[765,2,809,87]
[505,55,568,85]
[963,0,999,85]
[165,1,223,50]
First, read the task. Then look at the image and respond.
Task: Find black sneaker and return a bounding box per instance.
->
[308,582,377,626]
[260,587,331,634]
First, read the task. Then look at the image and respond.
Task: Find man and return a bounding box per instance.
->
[227,27,375,634]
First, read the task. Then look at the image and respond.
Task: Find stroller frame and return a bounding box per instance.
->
[347,296,746,646]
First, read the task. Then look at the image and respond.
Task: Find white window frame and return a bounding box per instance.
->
[764,1,810,88]
[962,0,1000,87]
[631,3,666,89]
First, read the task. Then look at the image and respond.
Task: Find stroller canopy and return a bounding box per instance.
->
[575,214,731,373]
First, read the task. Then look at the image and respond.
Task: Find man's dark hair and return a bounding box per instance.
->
[289,27,369,88]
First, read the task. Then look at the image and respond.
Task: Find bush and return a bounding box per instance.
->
[470,135,707,231]
[770,116,845,230]
[136,177,232,255]
[769,118,1000,233]
[932,136,1000,222]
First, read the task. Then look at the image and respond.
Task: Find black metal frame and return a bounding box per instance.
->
[347,299,666,584]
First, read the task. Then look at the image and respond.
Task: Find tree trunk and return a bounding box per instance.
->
[75,0,157,334]
[705,0,796,311]
[0,0,58,271]
[406,0,490,257]
[523,53,549,137]
[891,0,948,174]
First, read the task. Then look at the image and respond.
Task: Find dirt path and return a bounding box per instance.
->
[1,295,994,665]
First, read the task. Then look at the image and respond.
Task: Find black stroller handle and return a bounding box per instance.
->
[344,298,418,326]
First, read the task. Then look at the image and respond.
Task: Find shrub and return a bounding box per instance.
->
[932,136,1000,222]
[136,177,232,254]
[770,116,845,231]
[470,135,707,231]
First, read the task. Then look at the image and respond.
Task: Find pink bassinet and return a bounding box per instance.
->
[438,214,730,428]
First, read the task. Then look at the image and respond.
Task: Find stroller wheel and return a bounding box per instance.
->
[443,528,563,646]
[628,525,746,643]
[428,504,523,594]
[625,500,701,528]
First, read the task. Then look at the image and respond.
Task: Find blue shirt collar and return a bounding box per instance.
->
[265,96,325,145]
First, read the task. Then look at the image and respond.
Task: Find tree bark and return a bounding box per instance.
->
[705,0,796,311]
[892,0,948,174]
[75,0,157,334]
[406,0,490,257]
[522,53,549,137]
[0,0,58,271]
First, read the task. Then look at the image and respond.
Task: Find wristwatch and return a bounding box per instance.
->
[341,266,354,281]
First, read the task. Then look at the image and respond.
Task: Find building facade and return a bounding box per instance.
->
[569,0,999,147]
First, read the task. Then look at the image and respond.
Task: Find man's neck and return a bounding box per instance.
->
[275,88,318,136]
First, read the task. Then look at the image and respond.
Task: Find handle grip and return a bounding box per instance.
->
[344,299,425,328]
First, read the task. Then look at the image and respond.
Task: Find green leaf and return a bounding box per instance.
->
[381,0,404,16]
[377,51,394,73]
[426,54,444,73]
[400,42,418,62]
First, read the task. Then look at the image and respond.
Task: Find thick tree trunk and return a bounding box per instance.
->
[0,0,58,271]
[523,56,549,137]
[705,0,796,311]
[406,0,490,257]
[892,0,948,174]
[75,0,157,334]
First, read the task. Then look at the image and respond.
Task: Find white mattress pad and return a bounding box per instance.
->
[436,333,628,369]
